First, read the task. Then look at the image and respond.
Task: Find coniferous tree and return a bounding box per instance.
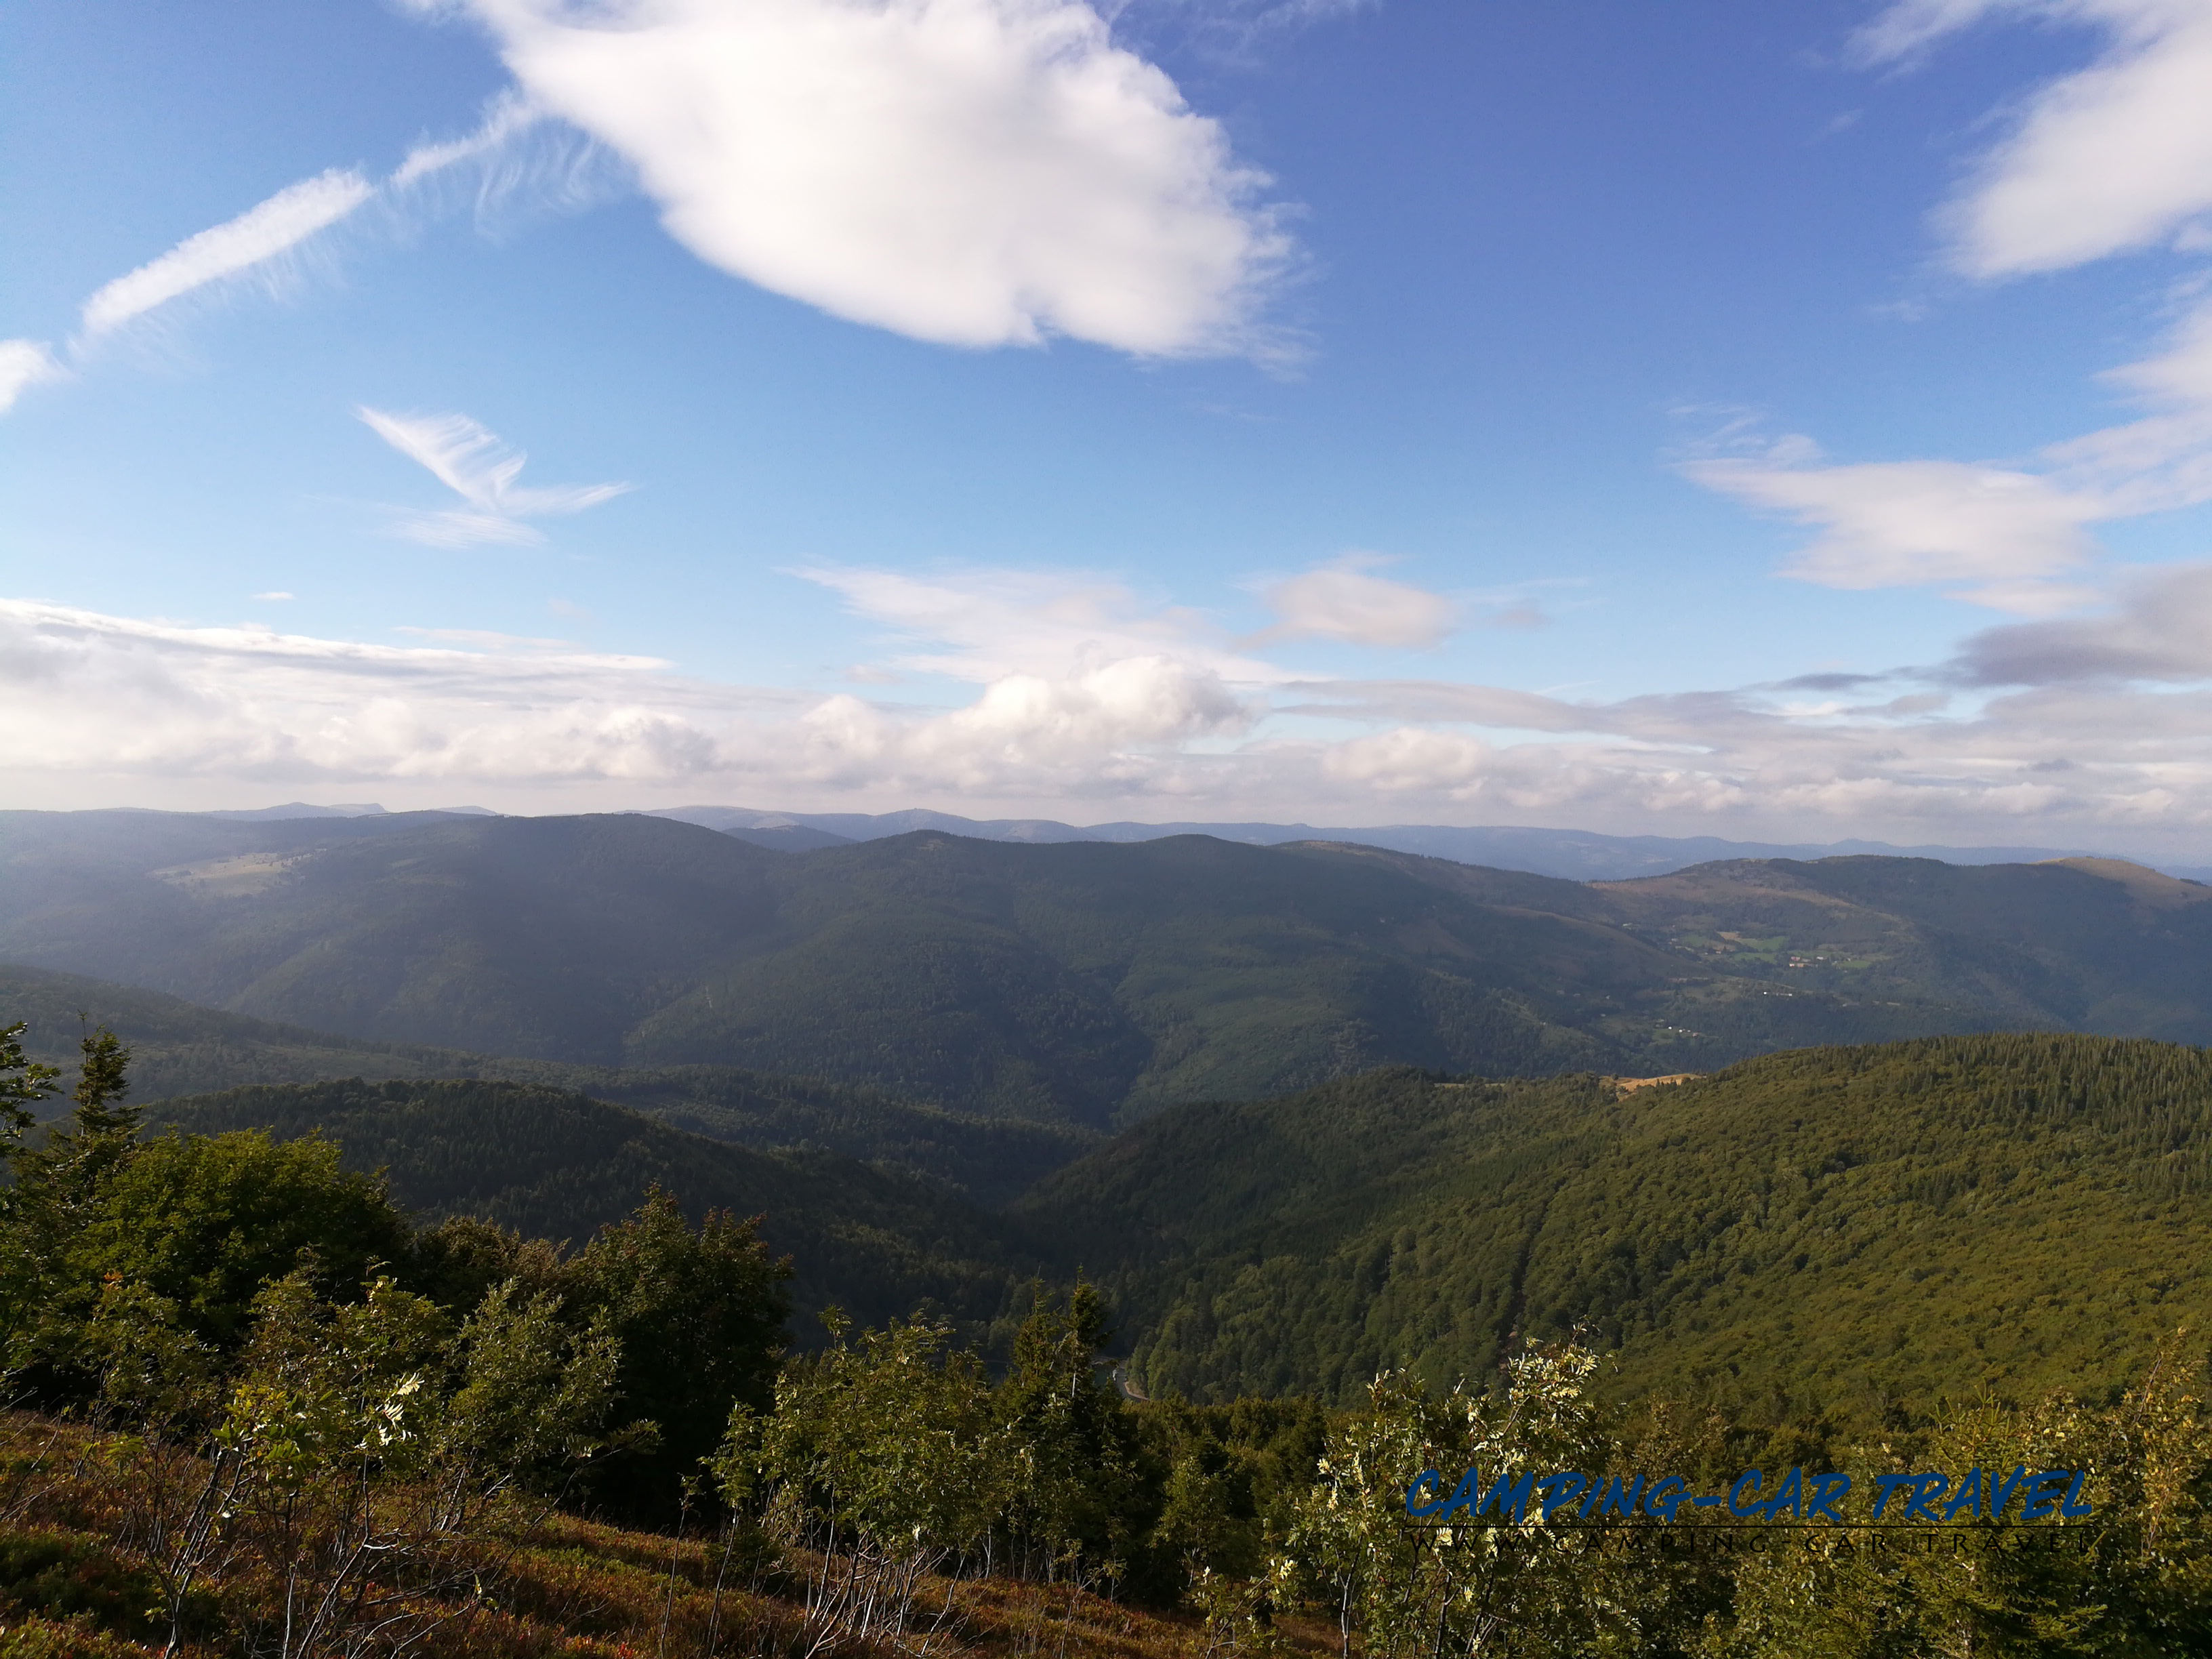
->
[0,1021,59,1158]
[996,1282,1141,1582]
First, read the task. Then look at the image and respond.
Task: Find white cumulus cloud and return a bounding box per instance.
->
[359,407,633,547]
[428,0,1292,355]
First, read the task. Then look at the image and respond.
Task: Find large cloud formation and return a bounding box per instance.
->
[429,0,1291,354]
[7,0,1290,426]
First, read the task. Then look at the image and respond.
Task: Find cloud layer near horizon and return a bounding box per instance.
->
[12,573,2212,848]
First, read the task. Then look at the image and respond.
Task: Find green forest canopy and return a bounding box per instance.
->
[126,1029,2212,1431]
[1023,1032,2212,1420]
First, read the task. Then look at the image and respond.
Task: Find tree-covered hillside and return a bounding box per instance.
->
[152,1078,1050,1337]
[8,807,2212,1125]
[1021,1033,2212,1418]
[0,964,1091,1202]
[138,1032,2212,1433]
[0,960,480,1099]
[1588,853,2212,1042]
[8,805,2176,1132]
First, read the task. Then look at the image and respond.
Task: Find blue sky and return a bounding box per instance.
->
[7,0,2212,853]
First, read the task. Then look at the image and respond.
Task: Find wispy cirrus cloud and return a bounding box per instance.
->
[77,169,376,341]
[390,89,548,190]
[1689,1,2212,612]
[0,340,63,415]
[1853,0,2212,278]
[358,407,632,548]
[0,93,596,419]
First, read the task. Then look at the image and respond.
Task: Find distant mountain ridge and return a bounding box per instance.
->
[7,808,2212,1126]
[187,798,2163,880]
[651,805,2175,880]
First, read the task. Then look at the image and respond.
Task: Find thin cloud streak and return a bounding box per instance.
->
[0,341,62,413]
[390,89,548,188]
[1,98,617,417]
[358,407,632,547]
[77,169,375,339]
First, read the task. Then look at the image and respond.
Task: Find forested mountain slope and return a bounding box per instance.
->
[1019,1034,2212,1417]
[152,1078,1047,1336]
[0,963,1088,1204]
[0,811,785,1062]
[7,806,2212,1124]
[1586,853,2212,1043]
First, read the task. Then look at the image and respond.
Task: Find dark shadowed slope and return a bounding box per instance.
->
[150,1078,1048,1337]
[0,962,1090,1204]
